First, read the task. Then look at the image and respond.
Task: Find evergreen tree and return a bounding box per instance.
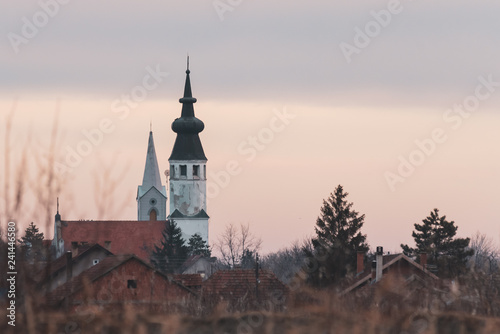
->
[151,220,188,274]
[401,208,473,278]
[240,249,256,269]
[187,233,211,257]
[18,222,44,260]
[304,185,369,287]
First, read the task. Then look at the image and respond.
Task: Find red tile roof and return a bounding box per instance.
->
[203,269,289,302]
[61,220,167,260]
[173,274,203,287]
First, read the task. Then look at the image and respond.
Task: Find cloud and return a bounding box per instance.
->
[1,0,500,108]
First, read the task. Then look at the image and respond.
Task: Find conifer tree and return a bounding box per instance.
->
[304,185,369,287]
[401,208,473,277]
[18,222,44,260]
[151,220,188,273]
[187,233,211,257]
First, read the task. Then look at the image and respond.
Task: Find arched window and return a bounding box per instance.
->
[149,209,158,221]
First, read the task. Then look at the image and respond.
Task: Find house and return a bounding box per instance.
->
[180,255,215,280]
[202,269,289,310]
[45,254,195,312]
[38,243,114,291]
[343,246,439,295]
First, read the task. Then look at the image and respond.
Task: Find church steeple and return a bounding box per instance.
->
[169,59,207,161]
[168,59,209,243]
[140,131,163,193]
[137,130,167,221]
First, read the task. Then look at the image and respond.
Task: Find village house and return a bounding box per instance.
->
[37,243,114,292]
[342,246,439,295]
[45,254,196,312]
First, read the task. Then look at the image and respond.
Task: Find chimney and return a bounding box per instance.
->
[65,251,73,281]
[420,252,427,269]
[357,251,365,274]
[376,246,383,282]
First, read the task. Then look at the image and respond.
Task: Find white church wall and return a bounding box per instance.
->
[175,218,209,243]
[169,160,207,216]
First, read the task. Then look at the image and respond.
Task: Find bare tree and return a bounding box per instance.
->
[261,240,307,284]
[214,223,262,268]
[469,232,499,274]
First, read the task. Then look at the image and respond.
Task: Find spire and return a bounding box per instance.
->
[55,197,61,221]
[138,131,165,197]
[179,56,197,116]
[169,59,207,161]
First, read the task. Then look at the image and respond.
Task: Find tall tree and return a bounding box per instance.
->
[18,222,44,260]
[151,220,188,274]
[187,233,211,257]
[401,208,473,278]
[304,185,369,287]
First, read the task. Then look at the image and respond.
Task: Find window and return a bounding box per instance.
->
[93,259,99,265]
[170,165,175,178]
[71,242,78,250]
[127,279,137,289]
[104,241,111,249]
[204,165,206,179]
[193,165,199,177]
[149,198,157,206]
[180,165,187,176]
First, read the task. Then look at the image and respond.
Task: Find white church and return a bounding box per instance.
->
[53,62,209,259]
[136,62,209,242]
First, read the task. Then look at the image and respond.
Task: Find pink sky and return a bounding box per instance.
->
[1,0,499,254]
[1,96,498,254]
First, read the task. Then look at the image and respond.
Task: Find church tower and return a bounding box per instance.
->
[137,131,167,221]
[168,60,209,242]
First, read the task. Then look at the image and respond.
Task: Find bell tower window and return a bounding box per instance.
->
[193,165,199,178]
[180,165,187,177]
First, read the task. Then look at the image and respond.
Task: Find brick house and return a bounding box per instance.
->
[343,247,439,295]
[46,254,195,312]
[38,243,113,292]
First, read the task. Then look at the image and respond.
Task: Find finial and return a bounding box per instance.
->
[186,54,190,74]
[57,197,59,213]
[150,119,152,132]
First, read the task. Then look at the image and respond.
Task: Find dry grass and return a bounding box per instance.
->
[1,263,500,334]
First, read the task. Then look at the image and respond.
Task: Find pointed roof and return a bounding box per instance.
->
[169,59,207,161]
[138,131,166,198]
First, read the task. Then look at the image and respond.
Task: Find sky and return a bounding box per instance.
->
[1,0,499,254]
